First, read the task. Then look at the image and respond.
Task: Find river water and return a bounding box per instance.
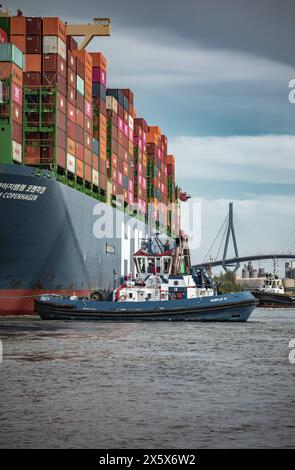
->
[0,308,295,449]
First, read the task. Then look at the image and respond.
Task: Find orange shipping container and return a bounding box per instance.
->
[100,145,106,160]
[43,17,66,42]
[10,16,26,35]
[0,63,23,87]
[76,159,84,178]
[89,52,106,72]
[25,54,41,72]
[100,114,106,131]
[72,50,92,72]
[67,137,76,156]
[85,82,92,101]
[10,35,26,53]
[84,67,92,87]
[84,148,92,166]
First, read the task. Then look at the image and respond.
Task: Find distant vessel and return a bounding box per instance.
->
[35,237,258,322]
[251,273,295,308]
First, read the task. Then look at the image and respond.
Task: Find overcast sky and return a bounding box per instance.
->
[10,0,295,270]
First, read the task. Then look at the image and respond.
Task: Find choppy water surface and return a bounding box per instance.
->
[0,309,295,448]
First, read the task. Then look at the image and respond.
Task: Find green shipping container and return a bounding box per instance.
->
[0,43,24,69]
[76,75,84,96]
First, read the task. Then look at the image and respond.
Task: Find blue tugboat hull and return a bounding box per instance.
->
[35,291,258,322]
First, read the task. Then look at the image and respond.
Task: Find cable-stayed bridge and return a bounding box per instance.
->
[192,202,295,272]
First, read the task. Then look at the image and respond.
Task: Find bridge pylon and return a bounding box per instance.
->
[222,202,240,273]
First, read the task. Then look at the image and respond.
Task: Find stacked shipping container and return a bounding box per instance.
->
[106,88,135,211]
[133,117,148,218]
[91,52,107,196]
[0,12,181,236]
[0,43,24,164]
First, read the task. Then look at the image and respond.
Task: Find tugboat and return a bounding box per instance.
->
[251,273,295,308]
[35,236,258,322]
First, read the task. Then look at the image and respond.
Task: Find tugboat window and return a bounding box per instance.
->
[129,293,133,299]
[174,281,179,286]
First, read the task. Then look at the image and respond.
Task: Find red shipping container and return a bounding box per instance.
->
[12,102,22,125]
[58,129,66,150]
[76,92,84,111]
[75,109,84,128]
[100,174,106,190]
[67,121,75,140]
[76,125,84,145]
[85,117,92,134]
[67,50,77,71]
[99,159,104,174]
[68,103,76,123]
[84,164,91,182]
[76,142,84,160]
[43,54,67,78]
[76,60,85,79]
[42,73,66,95]
[26,17,42,35]
[11,83,22,105]
[67,67,76,87]
[23,71,41,86]
[67,36,78,52]
[26,36,41,54]
[84,148,92,166]
[57,111,66,131]
[57,147,66,168]
[67,85,76,105]
[12,122,22,144]
[92,154,99,170]
[85,133,92,150]
[57,92,66,113]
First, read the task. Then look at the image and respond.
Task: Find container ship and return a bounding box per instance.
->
[0,7,185,315]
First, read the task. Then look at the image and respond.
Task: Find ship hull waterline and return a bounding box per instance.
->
[0,164,158,316]
[35,292,258,322]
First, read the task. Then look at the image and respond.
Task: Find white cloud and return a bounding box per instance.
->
[91,27,295,88]
[170,135,295,184]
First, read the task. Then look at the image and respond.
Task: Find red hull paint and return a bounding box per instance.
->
[0,289,91,316]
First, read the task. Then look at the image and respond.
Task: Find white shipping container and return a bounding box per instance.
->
[58,37,67,61]
[12,140,22,163]
[43,36,58,54]
[128,114,134,130]
[106,96,118,114]
[92,169,99,186]
[67,153,76,173]
[43,36,67,61]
